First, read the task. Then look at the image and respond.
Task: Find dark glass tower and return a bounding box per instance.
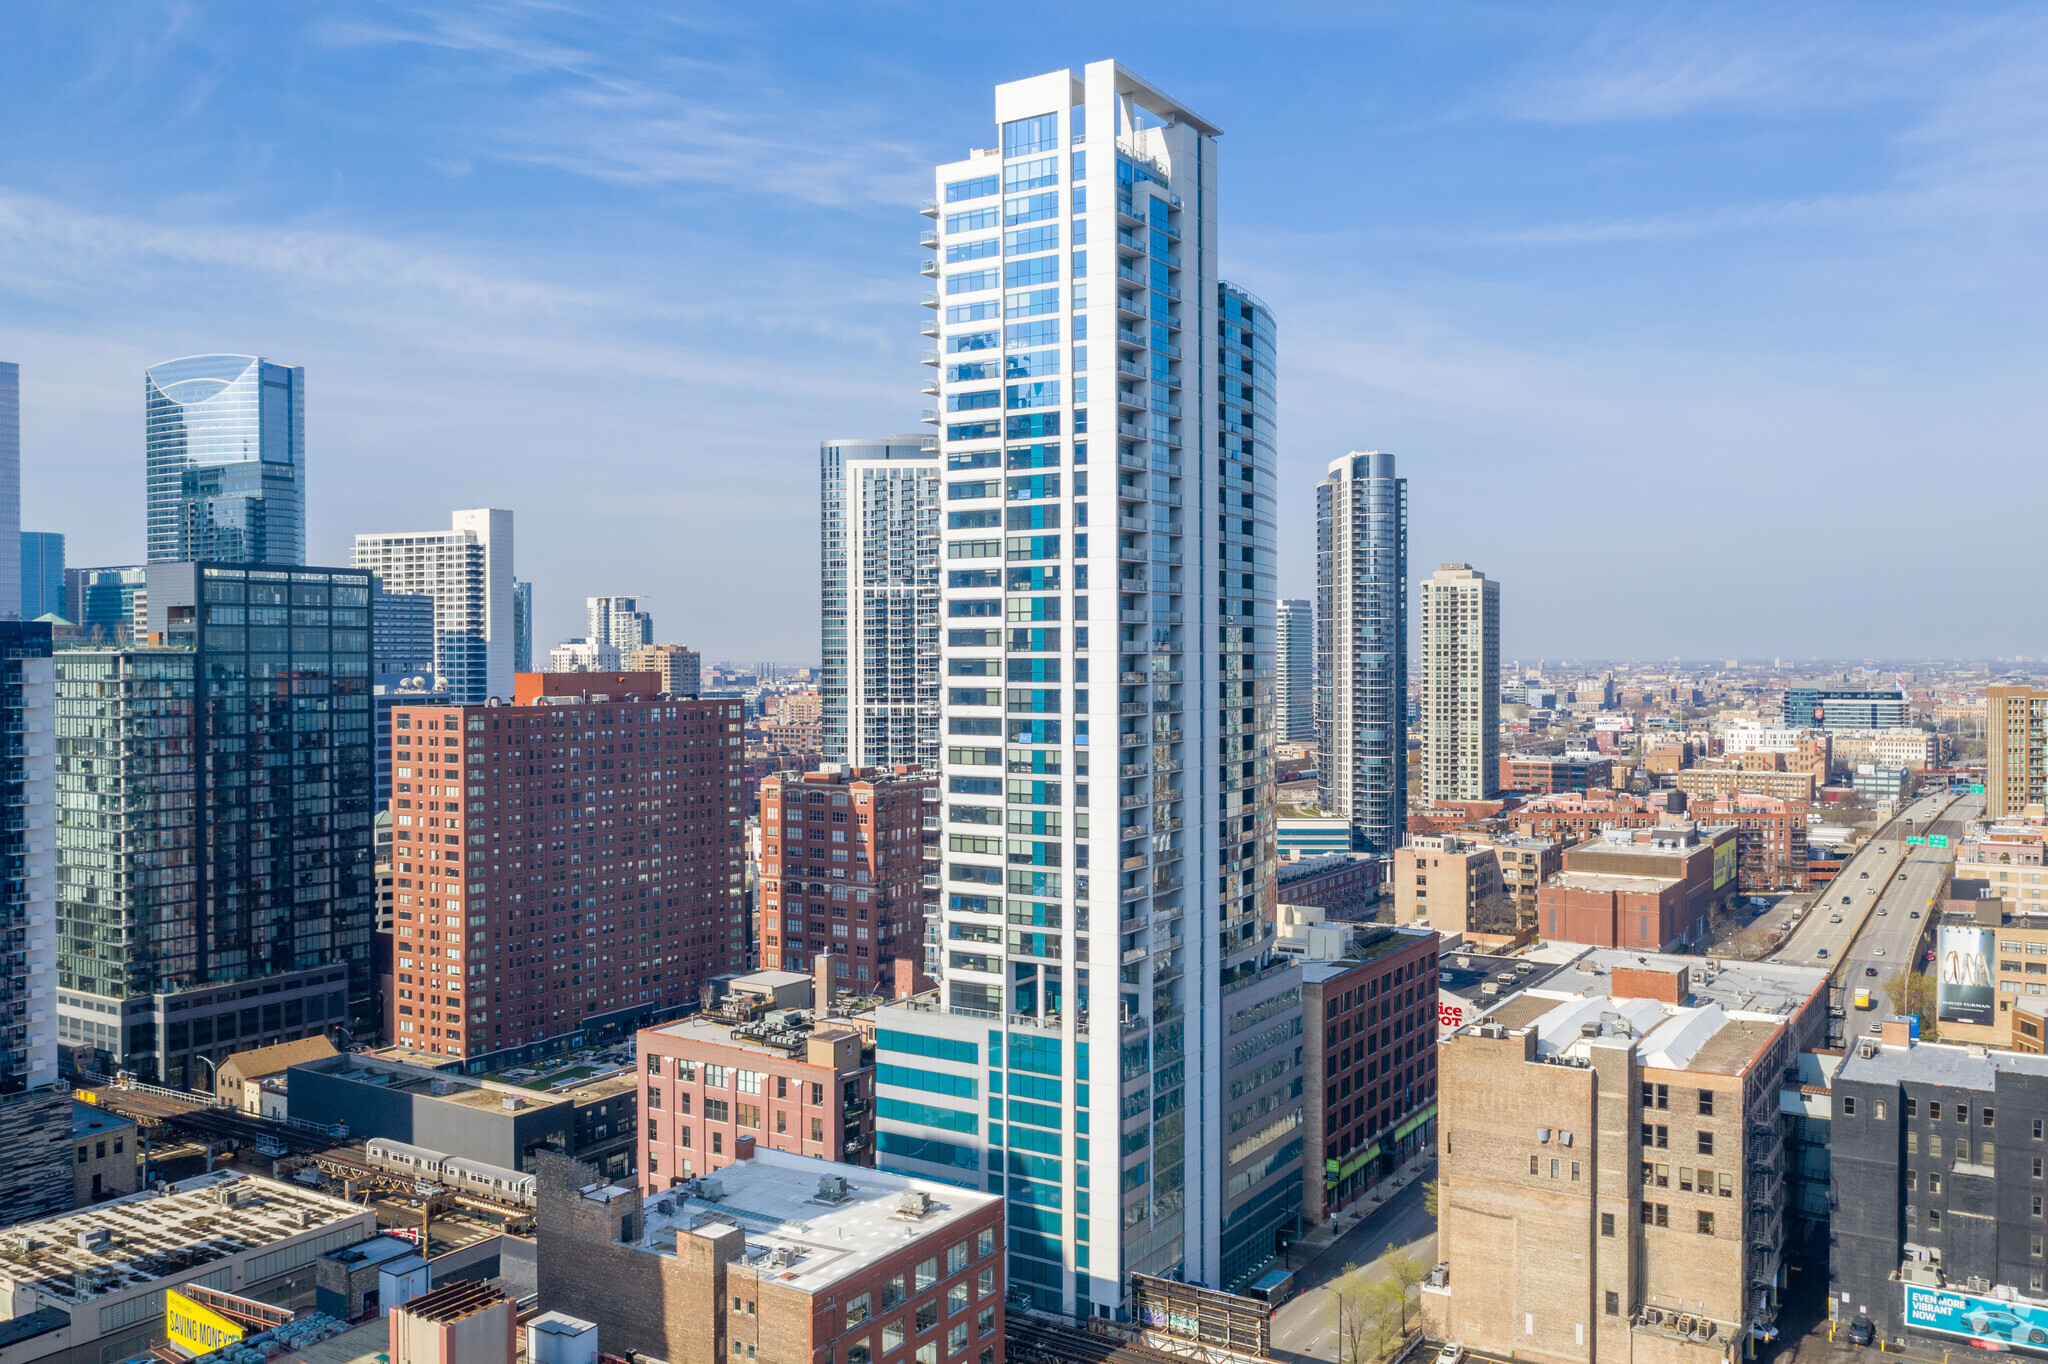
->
[53,563,373,1087]
[145,356,305,566]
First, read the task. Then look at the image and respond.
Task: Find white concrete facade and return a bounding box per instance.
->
[353,509,515,704]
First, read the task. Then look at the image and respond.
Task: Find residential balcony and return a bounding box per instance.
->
[921,259,940,278]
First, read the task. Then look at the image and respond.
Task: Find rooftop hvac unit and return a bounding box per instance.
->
[818,1176,852,1202]
[897,1190,933,1217]
[698,1179,726,1202]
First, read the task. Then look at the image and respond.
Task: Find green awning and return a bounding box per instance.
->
[1393,1102,1438,1143]
[1329,1144,1380,1183]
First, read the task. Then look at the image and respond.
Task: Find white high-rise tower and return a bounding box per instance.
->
[872,62,1287,1316]
[1417,563,1499,802]
[353,509,515,703]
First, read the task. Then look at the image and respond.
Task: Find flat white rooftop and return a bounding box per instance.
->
[629,1148,997,1294]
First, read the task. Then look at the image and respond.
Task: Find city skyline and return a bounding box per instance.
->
[4,6,2043,656]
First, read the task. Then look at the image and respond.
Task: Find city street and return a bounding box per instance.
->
[1267,1163,1438,1361]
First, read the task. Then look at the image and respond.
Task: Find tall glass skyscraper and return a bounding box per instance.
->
[820,435,940,767]
[873,62,1286,1315]
[1277,599,1314,742]
[0,362,20,618]
[513,579,533,672]
[52,563,374,1088]
[1317,451,1408,854]
[20,532,64,619]
[145,355,305,566]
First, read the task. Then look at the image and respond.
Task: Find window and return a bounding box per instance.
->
[1906,1099,1919,1118]
[1605,1292,1620,1317]
[1985,1108,1997,1127]
[883,1276,906,1309]
[1641,1082,1669,1110]
[846,1294,872,1330]
[1698,1211,1715,1235]
[1640,1203,1669,1228]
[1697,1131,1714,1156]
[948,1242,970,1274]
[1928,1208,1942,1228]
[979,1228,996,1258]
[1530,1155,1539,1175]
[1600,1212,1615,1238]
[2036,1237,2046,1261]
[916,1258,938,1292]
[915,1301,939,1333]
[1985,1142,1998,1166]
[979,1266,996,1296]
[949,1284,969,1316]
[979,1307,996,1337]
[1931,1101,1943,1121]
[1931,1135,1944,1158]
[1843,1097,1857,1117]
[1875,1100,1887,1120]
[1641,1124,1669,1149]
[882,1321,905,1352]
[1697,1089,1715,1116]
[1908,1131,1919,1155]
[1907,1170,1918,1190]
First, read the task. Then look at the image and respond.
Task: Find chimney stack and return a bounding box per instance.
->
[815,953,842,1013]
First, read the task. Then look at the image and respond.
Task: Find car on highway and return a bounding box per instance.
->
[1873,947,1886,956]
[1843,895,1853,904]
[1878,846,1887,854]
[1866,966,1879,976]
[1911,910,1921,918]
[1818,948,1830,958]
[1878,908,1888,915]
[1831,914,1843,923]
[1860,871,1869,878]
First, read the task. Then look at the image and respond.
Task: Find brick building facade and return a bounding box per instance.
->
[756,766,937,991]
[1301,926,1440,1224]
[1508,790,1682,845]
[1501,753,1615,796]
[1680,795,1810,893]
[536,1147,1004,1364]
[1534,823,1738,951]
[386,672,744,1067]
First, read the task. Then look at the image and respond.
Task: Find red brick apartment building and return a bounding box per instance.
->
[1682,793,1811,891]
[756,765,937,990]
[386,671,745,1068]
[1500,752,1615,796]
[1507,789,1683,844]
[1534,821,1738,950]
[1302,925,1442,1223]
[639,967,877,1182]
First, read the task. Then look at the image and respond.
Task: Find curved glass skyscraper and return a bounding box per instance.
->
[145,354,304,565]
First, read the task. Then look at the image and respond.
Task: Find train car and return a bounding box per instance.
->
[440,1155,537,1207]
[365,1137,448,1181]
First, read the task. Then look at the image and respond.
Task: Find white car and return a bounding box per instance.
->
[1873,948,1886,956]
[1438,1345,1466,1364]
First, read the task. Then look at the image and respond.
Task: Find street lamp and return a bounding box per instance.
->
[189,1054,218,1099]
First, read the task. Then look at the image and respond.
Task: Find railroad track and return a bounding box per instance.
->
[1006,1316,1192,1364]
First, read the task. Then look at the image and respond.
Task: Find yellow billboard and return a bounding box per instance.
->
[166,1290,244,1357]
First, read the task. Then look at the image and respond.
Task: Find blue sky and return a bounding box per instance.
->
[2,2,2043,662]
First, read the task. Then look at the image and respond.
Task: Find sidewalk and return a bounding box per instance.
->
[1296,1150,1438,1259]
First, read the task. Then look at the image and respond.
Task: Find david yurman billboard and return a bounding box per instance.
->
[1937,925,1997,1027]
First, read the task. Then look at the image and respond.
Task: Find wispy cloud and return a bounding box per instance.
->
[313,3,935,207]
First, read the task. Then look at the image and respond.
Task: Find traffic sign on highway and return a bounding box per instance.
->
[1906,837,1927,846]
[1971,785,1986,794]
[1930,835,1950,849]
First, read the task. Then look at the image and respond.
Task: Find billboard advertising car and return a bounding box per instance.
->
[1904,1284,2048,1352]
[1937,925,1997,1027]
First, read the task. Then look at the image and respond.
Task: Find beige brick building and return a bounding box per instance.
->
[1986,685,2048,818]
[1423,951,1829,1364]
[1672,766,1817,803]
[1393,835,1506,937]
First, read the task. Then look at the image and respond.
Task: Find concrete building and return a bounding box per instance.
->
[20,531,62,621]
[1830,727,1939,772]
[1393,835,1508,936]
[547,637,619,673]
[1987,685,2048,819]
[926,62,1275,1312]
[1473,832,1564,935]
[1535,822,1739,951]
[1830,1028,2048,1350]
[1215,963,1308,1292]
[289,1050,638,1180]
[1781,686,1909,731]
[535,1146,1004,1364]
[1300,925,1440,1223]
[0,1172,375,1364]
[755,765,937,989]
[1277,813,1352,860]
[624,644,701,699]
[820,436,939,770]
[1423,952,1830,1364]
[586,597,653,657]
[1502,752,1615,797]
[384,675,744,1067]
[53,567,374,1088]
[144,355,304,566]
[1277,598,1313,743]
[70,1098,139,1205]
[352,511,516,704]
[0,1088,71,1222]
[1679,795,1811,893]
[1318,451,1407,855]
[1418,563,1500,803]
